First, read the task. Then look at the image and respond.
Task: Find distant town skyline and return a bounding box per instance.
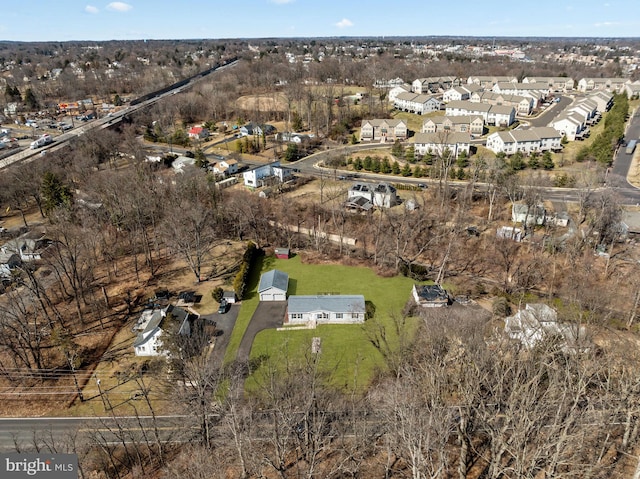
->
[2,0,639,42]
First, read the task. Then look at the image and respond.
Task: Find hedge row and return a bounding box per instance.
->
[233,241,259,300]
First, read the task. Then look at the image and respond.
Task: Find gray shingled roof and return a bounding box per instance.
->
[413,132,471,144]
[258,269,289,293]
[288,295,365,314]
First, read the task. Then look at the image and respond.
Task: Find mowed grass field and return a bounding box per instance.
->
[232,254,420,392]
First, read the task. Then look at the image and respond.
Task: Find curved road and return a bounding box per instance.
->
[289,104,640,206]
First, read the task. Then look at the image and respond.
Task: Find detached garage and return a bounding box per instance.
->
[258,269,289,301]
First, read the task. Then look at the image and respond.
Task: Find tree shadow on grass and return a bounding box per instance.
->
[240,251,266,301]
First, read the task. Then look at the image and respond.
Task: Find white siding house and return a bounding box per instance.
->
[243,161,292,187]
[348,182,399,209]
[287,295,366,327]
[133,305,194,357]
[505,303,585,349]
[388,83,412,102]
[549,113,585,141]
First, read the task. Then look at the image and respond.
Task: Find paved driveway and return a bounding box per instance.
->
[203,304,240,369]
[236,301,287,364]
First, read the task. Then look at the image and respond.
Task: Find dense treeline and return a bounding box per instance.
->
[576,93,629,165]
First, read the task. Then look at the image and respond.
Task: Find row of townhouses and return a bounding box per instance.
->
[386,75,640,97]
[393,92,441,115]
[360,119,408,142]
[422,115,485,136]
[548,91,612,141]
[470,91,535,115]
[445,100,516,127]
[485,127,562,155]
[412,76,461,94]
[412,131,472,158]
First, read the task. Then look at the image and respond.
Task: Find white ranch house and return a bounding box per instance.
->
[505,303,586,349]
[286,295,366,327]
[512,203,546,225]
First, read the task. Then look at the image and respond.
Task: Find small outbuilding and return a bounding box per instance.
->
[222,291,237,304]
[412,284,450,307]
[275,247,290,259]
[258,269,289,301]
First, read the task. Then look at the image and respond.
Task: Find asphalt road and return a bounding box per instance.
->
[527,95,573,127]
[0,415,192,451]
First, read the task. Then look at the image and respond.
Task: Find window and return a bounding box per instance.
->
[335,313,343,319]
[351,313,360,319]
[317,313,329,320]
[291,313,303,320]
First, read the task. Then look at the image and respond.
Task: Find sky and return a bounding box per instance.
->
[1,0,639,42]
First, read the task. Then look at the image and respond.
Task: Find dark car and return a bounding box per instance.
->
[218,299,229,314]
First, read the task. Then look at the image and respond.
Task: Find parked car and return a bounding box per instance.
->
[218,299,229,314]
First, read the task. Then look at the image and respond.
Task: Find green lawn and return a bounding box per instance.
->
[230,254,421,392]
[392,110,440,133]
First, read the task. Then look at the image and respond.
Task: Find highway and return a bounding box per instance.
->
[0,59,238,171]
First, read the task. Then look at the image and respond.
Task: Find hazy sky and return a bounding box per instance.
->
[1,0,639,42]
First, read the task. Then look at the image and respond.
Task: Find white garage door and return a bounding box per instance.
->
[273,293,286,301]
[260,293,272,301]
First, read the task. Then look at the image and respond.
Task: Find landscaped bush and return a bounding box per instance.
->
[211,287,224,302]
[233,241,260,300]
